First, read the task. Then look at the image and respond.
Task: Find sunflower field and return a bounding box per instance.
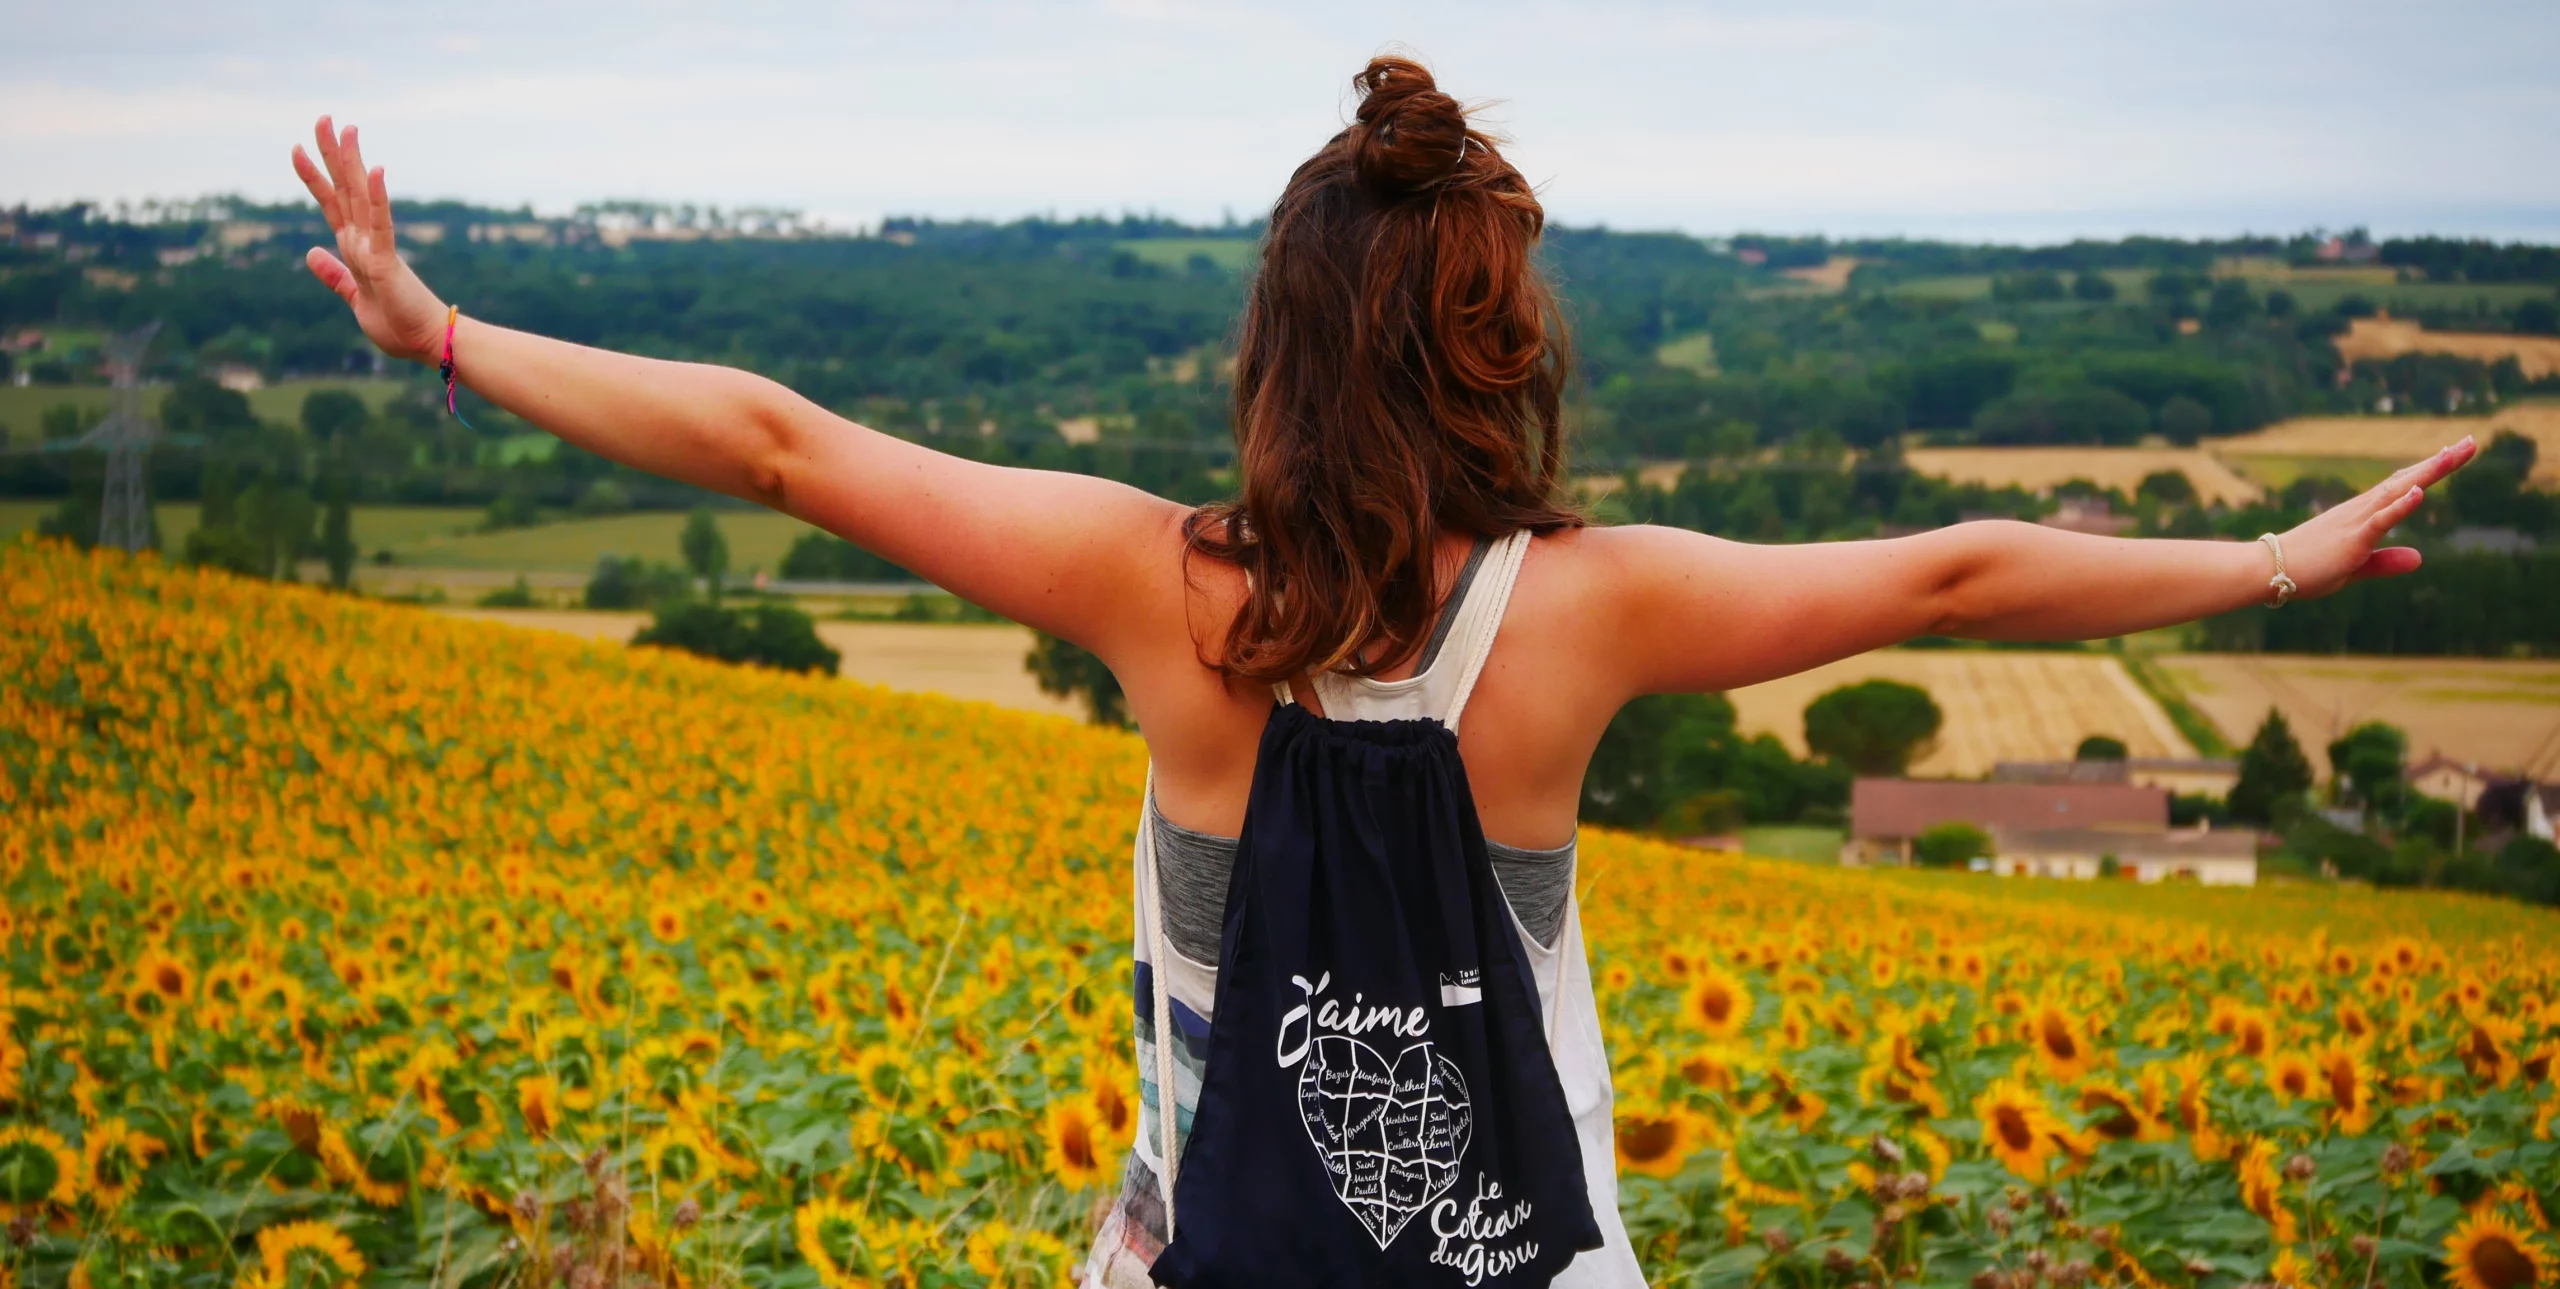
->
[3,537,2557,1289]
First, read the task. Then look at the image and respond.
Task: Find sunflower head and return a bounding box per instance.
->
[1043,1100,1107,1190]
[1973,1077,2062,1182]
[1681,966,1754,1041]
[1613,1109,1697,1180]
[2444,1209,2552,1289]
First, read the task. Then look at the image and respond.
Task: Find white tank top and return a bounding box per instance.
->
[1082,530,1647,1288]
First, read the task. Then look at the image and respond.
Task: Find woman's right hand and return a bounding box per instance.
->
[291,116,450,366]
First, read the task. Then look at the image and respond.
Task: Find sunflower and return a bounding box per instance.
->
[517,1075,561,1139]
[1677,1048,1739,1094]
[80,1117,163,1211]
[135,949,194,1006]
[794,1195,867,1289]
[1614,1110,1699,1179]
[642,1126,707,1189]
[2464,1015,2526,1087]
[2270,1246,2317,1289]
[2337,1002,2377,1046]
[0,1125,79,1207]
[1680,965,1754,1041]
[2027,1002,2096,1082]
[1974,1077,2065,1182]
[253,1219,366,1287]
[2075,1080,2168,1144]
[2265,1051,2318,1103]
[2313,1040,2378,1134]
[2238,1138,2299,1244]
[2233,1008,2273,1060]
[647,902,689,944]
[2444,1209,2551,1289]
[1043,1099,1106,1190]
[1765,1070,1826,1132]
[1089,1079,1135,1141]
[2526,1041,2558,1088]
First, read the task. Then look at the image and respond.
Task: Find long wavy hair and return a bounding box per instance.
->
[1188,55,1584,684]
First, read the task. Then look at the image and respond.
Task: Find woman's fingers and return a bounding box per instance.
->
[337,125,373,246]
[290,144,343,228]
[305,247,359,304]
[2351,547,2424,582]
[314,116,356,217]
[367,165,397,249]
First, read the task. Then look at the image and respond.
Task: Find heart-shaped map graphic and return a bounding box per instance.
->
[1296,1034,1474,1248]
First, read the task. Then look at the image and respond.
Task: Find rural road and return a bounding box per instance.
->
[439,608,1084,720]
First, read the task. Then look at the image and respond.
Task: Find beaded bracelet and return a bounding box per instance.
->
[438,305,475,430]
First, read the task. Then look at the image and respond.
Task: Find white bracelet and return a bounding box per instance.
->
[2257,532,2296,608]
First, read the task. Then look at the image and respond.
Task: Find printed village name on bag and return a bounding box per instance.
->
[1278,972,1543,1283]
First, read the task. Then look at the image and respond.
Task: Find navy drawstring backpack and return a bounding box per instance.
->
[1139,672,1602,1287]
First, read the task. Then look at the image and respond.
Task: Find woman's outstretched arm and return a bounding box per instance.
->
[290,117,1183,648]
[1603,438,2478,697]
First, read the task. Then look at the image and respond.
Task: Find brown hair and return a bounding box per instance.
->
[1189,55,1584,684]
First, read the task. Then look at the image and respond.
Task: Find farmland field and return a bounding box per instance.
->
[2214,404,2560,489]
[2158,652,2560,779]
[0,377,414,447]
[1726,648,2195,775]
[446,608,1082,719]
[7,540,2558,1289]
[2329,317,2560,382]
[1902,446,2263,506]
[2217,454,2404,494]
[0,501,482,554]
[381,509,827,573]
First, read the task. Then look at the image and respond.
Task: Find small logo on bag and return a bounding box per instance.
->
[1438,969,1481,1007]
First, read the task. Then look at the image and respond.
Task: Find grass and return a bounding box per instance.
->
[2216,452,2403,492]
[0,502,485,553]
[1654,332,1718,376]
[0,378,415,446]
[1883,268,2149,302]
[1113,238,1256,273]
[383,508,822,572]
[1738,824,1846,865]
[2272,279,2556,315]
[2118,650,2233,757]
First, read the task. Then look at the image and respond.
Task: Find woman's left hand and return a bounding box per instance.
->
[2273,435,2478,600]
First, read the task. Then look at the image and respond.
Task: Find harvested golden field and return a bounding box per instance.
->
[1902,446,2264,506]
[2159,653,2560,778]
[2216,403,2560,488]
[2331,315,2560,381]
[444,608,1083,719]
[1779,255,1860,290]
[1727,649,2192,775]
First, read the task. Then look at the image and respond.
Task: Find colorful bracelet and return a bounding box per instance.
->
[438,305,475,430]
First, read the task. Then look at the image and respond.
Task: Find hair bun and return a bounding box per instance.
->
[1350,56,1470,199]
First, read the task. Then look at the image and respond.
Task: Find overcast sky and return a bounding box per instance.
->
[7,0,2558,243]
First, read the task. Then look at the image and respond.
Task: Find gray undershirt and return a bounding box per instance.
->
[1149,539,1577,960]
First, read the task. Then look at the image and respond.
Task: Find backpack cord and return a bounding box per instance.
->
[1137,766,1181,1235]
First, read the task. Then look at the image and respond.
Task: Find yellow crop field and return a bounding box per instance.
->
[2216,404,2560,490]
[1728,649,2194,775]
[1901,447,2265,507]
[6,539,2559,1289]
[2330,317,2560,382]
[2159,652,2560,779]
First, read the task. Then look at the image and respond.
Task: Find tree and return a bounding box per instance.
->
[2513,298,2559,336]
[632,602,840,675]
[2228,708,2313,824]
[2136,469,2197,507]
[160,378,258,438]
[1582,691,1846,829]
[1026,632,1128,727]
[1803,680,1941,776]
[300,388,369,443]
[1913,822,1992,869]
[584,555,691,610]
[2075,735,2129,761]
[41,403,102,442]
[2155,396,2214,447]
[681,508,730,600]
[320,468,356,589]
[2070,271,2117,302]
[2325,721,2407,818]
